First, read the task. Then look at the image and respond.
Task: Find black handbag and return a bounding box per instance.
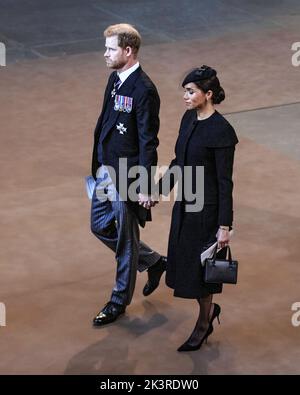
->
[204,245,238,284]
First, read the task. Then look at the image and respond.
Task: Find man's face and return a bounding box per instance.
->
[104,35,127,70]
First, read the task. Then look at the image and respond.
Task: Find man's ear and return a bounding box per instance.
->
[125,46,133,57]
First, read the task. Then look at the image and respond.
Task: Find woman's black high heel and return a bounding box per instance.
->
[177,303,221,352]
[209,303,221,326]
[177,324,213,352]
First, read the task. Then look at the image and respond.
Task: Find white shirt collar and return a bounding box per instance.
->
[117,62,140,86]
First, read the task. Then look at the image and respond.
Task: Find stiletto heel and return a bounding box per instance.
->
[209,303,221,326]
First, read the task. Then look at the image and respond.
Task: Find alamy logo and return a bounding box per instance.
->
[291,42,300,67]
[0,302,6,326]
[0,42,6,66]
[291,302,300,327]
[95,159,205,213]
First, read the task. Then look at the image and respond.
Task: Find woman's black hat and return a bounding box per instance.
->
[182,65,217,86]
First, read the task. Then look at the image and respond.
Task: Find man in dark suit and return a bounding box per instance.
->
[90,24,166,326]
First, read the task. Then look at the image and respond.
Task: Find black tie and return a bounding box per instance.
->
[111,76,122,97]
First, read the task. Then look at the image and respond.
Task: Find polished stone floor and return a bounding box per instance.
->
[0,0,300,375]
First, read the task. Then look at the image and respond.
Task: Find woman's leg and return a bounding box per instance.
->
[184,294,213,347]
[178,294,222,351]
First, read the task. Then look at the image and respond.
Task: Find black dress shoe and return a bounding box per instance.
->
[143,256,167,296]
[93,302,126,326]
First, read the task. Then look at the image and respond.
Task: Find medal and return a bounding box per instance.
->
[114,95,133,113]
[116,122,127,135]
[114,95,120,111]
[119,95,124,112]
[111,78,122,98]
[125,96,133,113]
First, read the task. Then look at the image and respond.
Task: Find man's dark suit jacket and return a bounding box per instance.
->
[91,66,160,226]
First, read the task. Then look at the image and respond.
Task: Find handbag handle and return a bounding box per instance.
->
[211,244,233,264]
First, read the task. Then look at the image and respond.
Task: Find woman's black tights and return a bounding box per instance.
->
[184,294,213,347]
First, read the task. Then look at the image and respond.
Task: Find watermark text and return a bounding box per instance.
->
[291,302,300,327]
[291,42,300,67]
[0,302,6,327]
[0,42,6,66]
[95,159,204,212]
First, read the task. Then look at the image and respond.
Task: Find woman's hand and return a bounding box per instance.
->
[216,227,230,249]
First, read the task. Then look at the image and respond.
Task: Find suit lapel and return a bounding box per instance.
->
[94,71,117,137]
[102,72,117,116]
[99,67,142,144]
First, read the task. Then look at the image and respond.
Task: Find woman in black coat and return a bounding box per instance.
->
[160,66,238,351]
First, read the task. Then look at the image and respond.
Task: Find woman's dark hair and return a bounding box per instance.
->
[182,65,225,104]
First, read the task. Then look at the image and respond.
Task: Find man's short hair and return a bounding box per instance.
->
[104,23,141,55]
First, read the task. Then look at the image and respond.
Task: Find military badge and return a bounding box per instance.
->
[116,122,127,135]
[111,78,122,98]
[114,95,133,113]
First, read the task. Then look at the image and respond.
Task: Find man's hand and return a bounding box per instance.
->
[138,193,159,209]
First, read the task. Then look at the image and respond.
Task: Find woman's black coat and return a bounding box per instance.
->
[161,110,238,299]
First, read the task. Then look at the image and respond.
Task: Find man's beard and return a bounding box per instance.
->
[108,59,127,70]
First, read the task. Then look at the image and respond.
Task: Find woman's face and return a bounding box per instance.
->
[183,82,212,110]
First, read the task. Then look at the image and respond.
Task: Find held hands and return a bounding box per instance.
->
[138,193,159,210]
[216,226,230,249]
